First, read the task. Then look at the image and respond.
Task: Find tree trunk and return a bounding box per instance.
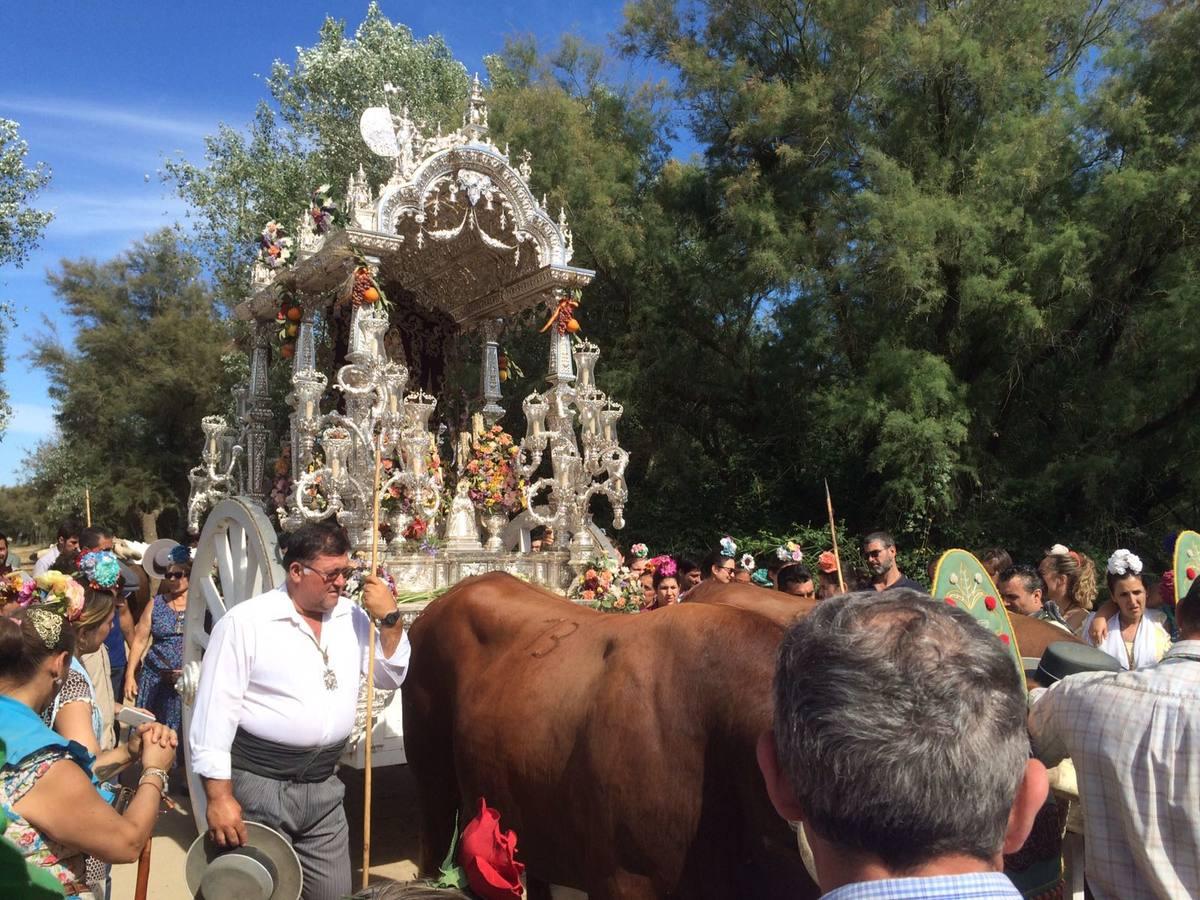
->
[139,509,161,543]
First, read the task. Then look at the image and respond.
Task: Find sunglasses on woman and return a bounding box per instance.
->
[163,570,187,580]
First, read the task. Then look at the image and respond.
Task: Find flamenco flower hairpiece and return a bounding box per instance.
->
[647,555,677,578]
[32,571,86,622]
[1106,549,1143,577]
[719,536,737,558]
[740,553,756,571]
[167,545,191,565]
[817,551,839,574]
[78,550,122,589]
[751,568,772,587]
[630,543,649,560]
[775,541,804,563]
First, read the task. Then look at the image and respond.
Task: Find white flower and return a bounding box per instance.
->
[1106,549,1143,577]
[740,553,756,571]
[1048,543,1070,557]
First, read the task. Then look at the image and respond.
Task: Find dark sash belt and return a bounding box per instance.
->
[230,727,347,784]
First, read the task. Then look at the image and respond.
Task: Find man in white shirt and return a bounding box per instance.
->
[189,521,409,900]
[33,519,83,575]
[1028,578,1200,899]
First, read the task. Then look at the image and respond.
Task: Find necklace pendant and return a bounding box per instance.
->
[324,668,338,691]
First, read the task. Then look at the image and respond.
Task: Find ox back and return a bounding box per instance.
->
[403,572,816,900]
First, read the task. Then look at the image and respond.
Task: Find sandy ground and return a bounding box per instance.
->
[110,765,421,898]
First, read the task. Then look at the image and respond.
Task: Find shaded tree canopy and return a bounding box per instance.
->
[27,230,237,540]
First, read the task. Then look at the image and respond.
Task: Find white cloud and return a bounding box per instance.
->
[0,95,219,141]
[41,190,189,238]
[7,403,57,438]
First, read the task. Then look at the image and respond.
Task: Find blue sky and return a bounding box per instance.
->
[0,1,648,485]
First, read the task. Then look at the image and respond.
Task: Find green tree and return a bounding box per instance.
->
[28,230,236,541]
[0,118,53,438]
[165,3,468,304]
[618,0,1200,560]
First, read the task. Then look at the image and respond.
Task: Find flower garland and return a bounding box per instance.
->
[309,184,338,235]
[464,425,525,515]
[568,555,643,613]
[258,221,293,269]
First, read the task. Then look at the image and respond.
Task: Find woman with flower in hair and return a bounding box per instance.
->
[648,558,681,610]
[0,607,177,899]
[704,537,739,584]
[1038,544,1098,633]
[1082,550,1171,670]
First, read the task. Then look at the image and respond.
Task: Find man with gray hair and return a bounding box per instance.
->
[757,589,1048,898]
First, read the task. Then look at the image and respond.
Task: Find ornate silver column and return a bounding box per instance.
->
[243,322,273,501]
[479,318,505,424]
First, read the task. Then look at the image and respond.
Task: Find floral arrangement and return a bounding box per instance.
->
[77,550,122,590]
[309,184,338,235]
[1106,549,1143,576]
[464,425,525,515]
[259,221,293,269]
[719,536,737,558]
[276,291,302,360]
[775,540,804,563]
[31,571,85,621]
[568,555,643,613]
[1,571,35,608]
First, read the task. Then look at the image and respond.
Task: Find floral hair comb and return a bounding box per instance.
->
[740,553,756,571]
[630,543,649,560]
[719,536,737,558]
[1106,549,1143,577]
[78,550,122,590]
[775,541,804,563]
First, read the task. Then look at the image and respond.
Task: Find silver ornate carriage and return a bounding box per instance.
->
[178,77,629,829]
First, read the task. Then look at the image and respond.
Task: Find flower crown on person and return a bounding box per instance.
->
[719,536,737,558]
[646,555,677,578]
[751,568,772,587]
[30,571,85,622]
[629,543,649,560]
[775,540,804,563]
[77,550,122,590]
[1106,549,1143,577]
[740,553,756,571]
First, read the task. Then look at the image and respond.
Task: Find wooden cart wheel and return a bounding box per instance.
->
[178,497,285,835]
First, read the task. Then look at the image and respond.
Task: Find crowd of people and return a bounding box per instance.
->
[3,515,1196,899]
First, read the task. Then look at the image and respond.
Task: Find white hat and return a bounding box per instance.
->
[184,822,302,900]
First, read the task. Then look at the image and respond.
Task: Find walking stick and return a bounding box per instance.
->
[824,479,846,593]
[133,838,151,900]
[362,436,383,889]
[84,487,92,527]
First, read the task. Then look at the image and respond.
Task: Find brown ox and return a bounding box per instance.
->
[403,572,814,900]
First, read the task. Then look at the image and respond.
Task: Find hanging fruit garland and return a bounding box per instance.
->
[276,291,302,360]
[539,289,582,335]
[497,348,524,383]
[340,253,390,312]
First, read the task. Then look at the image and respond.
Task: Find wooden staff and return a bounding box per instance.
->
[825,479,846,593]
[133,838,151,900]
[362,436,383,889]
[84,487,92,527]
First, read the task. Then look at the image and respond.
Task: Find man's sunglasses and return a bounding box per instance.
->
[301,564,357,584]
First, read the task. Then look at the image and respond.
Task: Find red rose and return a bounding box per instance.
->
[984,595,997,611]
[459,797,525,900]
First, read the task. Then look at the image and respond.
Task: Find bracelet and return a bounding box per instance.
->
[139,768,169,793]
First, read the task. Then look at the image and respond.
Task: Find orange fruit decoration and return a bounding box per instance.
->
[362,286,380,303]
[280,344,295,359]
[286,306,302,321]
[565,318,581,333]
